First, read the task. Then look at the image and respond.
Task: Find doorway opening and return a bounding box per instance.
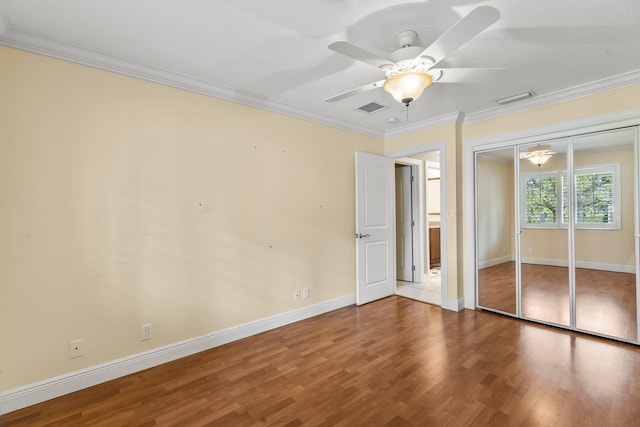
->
[394,151,443,306]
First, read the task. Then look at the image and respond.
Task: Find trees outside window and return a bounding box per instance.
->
[521,165,618,229]
[524,174,558,224]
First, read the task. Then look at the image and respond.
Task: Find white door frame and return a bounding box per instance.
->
[394,159,424,282]
[387,142,449,310]
[425,160,441,273]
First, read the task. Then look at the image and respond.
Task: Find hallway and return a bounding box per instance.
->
[396,269,442,305]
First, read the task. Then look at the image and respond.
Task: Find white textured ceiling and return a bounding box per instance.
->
[1,0,640,138]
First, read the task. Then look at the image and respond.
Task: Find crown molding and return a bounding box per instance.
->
[3,17,640,141]
[384,111,465,139]
[0,26,386,140]
[466,106,640,150]
[465,69,640,124]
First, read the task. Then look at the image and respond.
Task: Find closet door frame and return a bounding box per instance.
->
[516,138,573,329]
[471,123,640,345]
[474,147,520,317]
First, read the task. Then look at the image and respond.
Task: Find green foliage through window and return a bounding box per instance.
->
[525,176,557,223]
[575,172,614,223]
[522,166,617,228]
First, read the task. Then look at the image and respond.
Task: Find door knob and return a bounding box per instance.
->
[355,233,371,239]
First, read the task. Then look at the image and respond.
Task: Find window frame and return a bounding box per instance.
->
[571,163,621,230]
[520,169,564,229]
[520,163,621,230]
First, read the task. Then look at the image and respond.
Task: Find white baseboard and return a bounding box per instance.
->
[447,298,465,312]
[521,257,636,274]
[478,255,514,269]
[0,294,356,415]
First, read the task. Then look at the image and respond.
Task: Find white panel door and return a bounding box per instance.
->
[356,152,395,305]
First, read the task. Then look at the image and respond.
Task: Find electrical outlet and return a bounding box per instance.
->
[303,287,310,299]
[294,289,301,302]
[69,339,84,358]
[528,247,534,254]
[141,323,152,341]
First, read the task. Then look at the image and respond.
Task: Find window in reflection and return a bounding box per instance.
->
[519,140,570,326]
[574,129,637,341]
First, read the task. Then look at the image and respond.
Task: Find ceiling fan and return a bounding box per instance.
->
[520,144,556,167]
[325,6,501,106]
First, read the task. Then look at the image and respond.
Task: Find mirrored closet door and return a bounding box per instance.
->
[518,139,571,327]
[573,128,637,341]
[476,148,517,315]
[475,126,640,344]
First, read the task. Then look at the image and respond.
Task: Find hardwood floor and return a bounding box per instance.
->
[521,264,570,327]
[478,262,637,341]
[2,296,640,426]
[575,268,638,340]
[477,262,517,314]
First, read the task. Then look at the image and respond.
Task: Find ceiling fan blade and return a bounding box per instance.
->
[325,80,387,102]
[431,67,505,83]
[419,6,500,67]
[328,41,393,69]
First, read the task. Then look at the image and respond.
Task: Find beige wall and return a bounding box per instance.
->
[413,151,439,163]
[0,46,382,391]
[574,145,635,267]
[476,156,515,265]
[464,85,640,142]
[520,146,635,268]
[3,42,640,394]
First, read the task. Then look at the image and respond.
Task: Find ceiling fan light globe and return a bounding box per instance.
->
[529,153,552,167]
[383,72,433,105]
[522,144,556,167]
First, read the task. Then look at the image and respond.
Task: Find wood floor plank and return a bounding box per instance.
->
[478,262,637,340]
[2,296,640,426]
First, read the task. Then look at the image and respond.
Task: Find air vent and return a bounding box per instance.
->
[356,102,388,114]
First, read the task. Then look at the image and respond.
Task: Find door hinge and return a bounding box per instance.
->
[411,220,415,226]
[412,265,416,271]
[410,175,415,182]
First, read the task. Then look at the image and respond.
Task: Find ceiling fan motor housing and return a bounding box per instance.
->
[397,30,418,48]
[388,45,434,77]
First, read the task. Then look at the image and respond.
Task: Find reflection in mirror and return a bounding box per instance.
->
[476,148,516,314]
[519,140,570,326]
[573,129,637,341]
